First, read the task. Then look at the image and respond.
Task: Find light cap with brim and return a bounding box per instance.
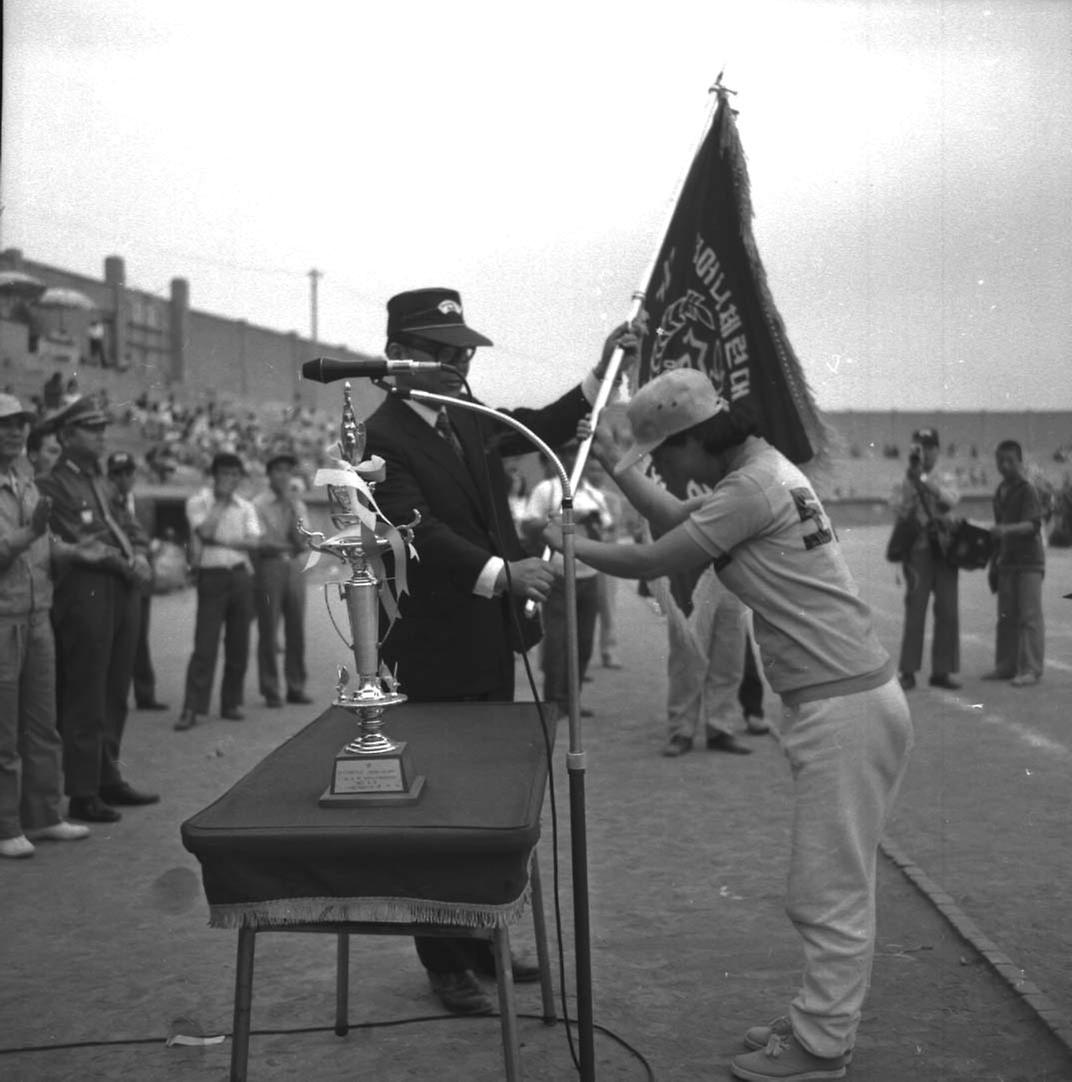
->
[0,393,34,423]
[615,368,730,475]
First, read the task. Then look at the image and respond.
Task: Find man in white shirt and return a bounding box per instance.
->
[253,452,311,708]
[175,453,262,731]
[522,447,612,716]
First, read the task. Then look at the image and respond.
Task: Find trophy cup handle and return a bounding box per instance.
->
[297,519,327,547]
[399,510,422,545]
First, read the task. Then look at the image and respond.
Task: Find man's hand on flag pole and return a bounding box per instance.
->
[593,319,646,383]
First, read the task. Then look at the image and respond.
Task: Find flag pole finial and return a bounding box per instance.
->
[711,70,738,100]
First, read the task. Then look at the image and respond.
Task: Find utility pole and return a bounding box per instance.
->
[308,268,322,342]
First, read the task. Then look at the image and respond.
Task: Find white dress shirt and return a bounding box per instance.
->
[186,487,262,570]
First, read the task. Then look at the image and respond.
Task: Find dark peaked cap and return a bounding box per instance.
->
[386,288,493,348]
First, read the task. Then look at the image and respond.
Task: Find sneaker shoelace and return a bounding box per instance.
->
[764,1032,791,1059]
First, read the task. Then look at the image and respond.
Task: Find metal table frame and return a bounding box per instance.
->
[228,853,556,1081]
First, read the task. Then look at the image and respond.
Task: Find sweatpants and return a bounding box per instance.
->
[780,677,914,1058]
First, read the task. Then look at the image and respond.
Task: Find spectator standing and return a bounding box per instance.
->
[39,397,159,823]
[253,451,311,708]
[0,395,91,857]
[986,440,1046,686]
[174,453,261,731]
[87,319,106,365]
[890,427,961,690]
[522,445,612,718]
[107,452,168,711]
[661,571,756,757]
[26,426,63,479]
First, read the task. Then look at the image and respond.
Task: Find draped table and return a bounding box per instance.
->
[181,702,556,1081]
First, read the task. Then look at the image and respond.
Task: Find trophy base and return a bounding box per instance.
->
[319,740,425,807]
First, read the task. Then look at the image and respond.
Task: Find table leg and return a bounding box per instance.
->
[493,926,522,1081]
[231,927,256,1082]
[530,853,556,1025]
[335,933,350,1036]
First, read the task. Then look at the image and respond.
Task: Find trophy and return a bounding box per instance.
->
[300,383,424,806]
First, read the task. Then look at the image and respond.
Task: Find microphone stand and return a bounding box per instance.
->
[393,384,598,1082]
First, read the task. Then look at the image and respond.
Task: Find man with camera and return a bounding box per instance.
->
[891,427,961,691]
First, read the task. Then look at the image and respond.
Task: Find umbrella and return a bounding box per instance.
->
[0,270,47,300]
[36,287,98,311]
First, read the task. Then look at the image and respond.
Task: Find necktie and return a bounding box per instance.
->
[91,476,135,561]
[435,409,465,461]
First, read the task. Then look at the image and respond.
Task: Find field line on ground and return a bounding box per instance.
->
[881,837,1072,1055]
[865,599,1072,759]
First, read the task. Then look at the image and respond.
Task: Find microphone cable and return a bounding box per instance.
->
[454,377,655,1081]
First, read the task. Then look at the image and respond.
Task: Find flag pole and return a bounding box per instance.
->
[527,75,729,594]
[541,76,732,1082]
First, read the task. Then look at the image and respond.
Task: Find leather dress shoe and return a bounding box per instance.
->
[428,970,494,1015]
[474,949,541,984]
[69,796,122,823]
[221,708,245,721]
[929,674,962,690]
[264,696,283,708]
[705,732,753,755]
[174,710,200,731]
[136,700,169,711]
[99,782,160,806]
[285,691,314,705]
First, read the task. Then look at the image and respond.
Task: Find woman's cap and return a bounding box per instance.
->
[615,368,730,474]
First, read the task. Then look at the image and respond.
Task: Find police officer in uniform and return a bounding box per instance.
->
[39,398,160,822]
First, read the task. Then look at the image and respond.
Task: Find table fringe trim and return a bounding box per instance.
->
[207,889,531,930]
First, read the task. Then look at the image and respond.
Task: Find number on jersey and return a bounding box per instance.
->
[790,487,834,551]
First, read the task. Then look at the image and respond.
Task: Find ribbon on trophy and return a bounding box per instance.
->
[307,443,417,627]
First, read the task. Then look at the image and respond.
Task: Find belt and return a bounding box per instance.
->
[200,563,250,574]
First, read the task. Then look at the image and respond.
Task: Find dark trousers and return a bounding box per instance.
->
[995,569,1045,678]
[738,636,765,719]
[182,566,253,715]
[541,574,599,710]
[132,587,157,705]
[255,556,307,701]
[410,684,514,975]
[52,569,139,797]
[898,543,960,676]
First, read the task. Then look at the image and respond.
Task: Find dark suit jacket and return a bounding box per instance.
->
[364,384,589,700]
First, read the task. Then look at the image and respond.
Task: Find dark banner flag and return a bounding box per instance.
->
[635,93,828,616]
[637,94,826,476]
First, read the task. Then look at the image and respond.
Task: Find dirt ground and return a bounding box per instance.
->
[2,528,1071,1081]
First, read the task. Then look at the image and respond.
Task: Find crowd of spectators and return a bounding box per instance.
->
[19,379,342,488]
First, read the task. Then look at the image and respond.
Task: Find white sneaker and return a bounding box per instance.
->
[0,835,35,859]
[26,821,91,842]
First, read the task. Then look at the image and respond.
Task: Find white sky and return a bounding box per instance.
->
[2,0,1070,411]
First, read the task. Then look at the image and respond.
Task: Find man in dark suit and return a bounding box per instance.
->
[107,451,168,712]
[365,287,636,1014]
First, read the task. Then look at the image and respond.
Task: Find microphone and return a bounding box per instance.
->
[302,357,444,383]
